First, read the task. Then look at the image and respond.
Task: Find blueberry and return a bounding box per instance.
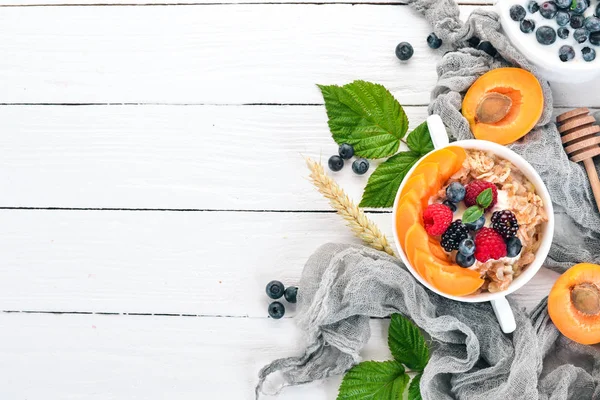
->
[506,237,523,258]
[266,280,285,299]
[328,155,344,172]
[427,32,443,49]
[395,42,414,61]
[467,37,481,48]
[510,5,527,21]
[582,46,596,62]
[456,252,476,268]
[352,158,369,175]
[443,200,457,213]
[458,238,476,256]
[555,0,571,7]
[338,143,354,160]
[539,2,558,19]
[597,3,600,17]
[446,182,466,203]
[558,45,575,62]
[585,16,600,32]
[465,215,486,231]
[521,19,536,33]
[590,31,600,45]
[557,27,570,39]
[268,301,285,319]
[556,11,570,26]
[536,26,557,45]
[284,286,298,303]
[571,0,587,14]
[570,13,585,28]
[527,0,540,13]
[478,41,497,57]
[574,28,588,43]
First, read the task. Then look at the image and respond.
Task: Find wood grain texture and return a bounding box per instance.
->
[0,313,394,399]
[0,209,558,316]
[3,0,494,5]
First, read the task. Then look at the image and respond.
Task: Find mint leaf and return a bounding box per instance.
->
[407,373,423,400]
[476,188,493,209]
[318,80,409,159]
[570,0,577,10]
[406,122,434,156]
[337,360,409,400]
[388,313,429,371]
[462,205,483,224]
[360,152,421,208]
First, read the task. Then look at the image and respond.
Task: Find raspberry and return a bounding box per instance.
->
[474,228,507,263]
[440,220,469,252]
[491,210,519,239]
[464,180,498,211]
[422,204,453,236]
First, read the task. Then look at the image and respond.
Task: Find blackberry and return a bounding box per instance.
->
[441,220,469,252]
[491,210,519,239]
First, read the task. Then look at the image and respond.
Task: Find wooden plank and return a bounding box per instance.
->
[0,313,392,399]
[0,4,479,105]
[3,0,495,6]
[0,210,558,316]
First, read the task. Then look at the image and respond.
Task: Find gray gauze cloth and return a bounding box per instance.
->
[256,1,600,399]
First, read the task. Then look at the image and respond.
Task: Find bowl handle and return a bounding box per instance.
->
[491,297,516,334]
[426,115,450,150]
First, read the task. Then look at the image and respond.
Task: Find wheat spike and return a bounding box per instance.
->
[306,157,395,257]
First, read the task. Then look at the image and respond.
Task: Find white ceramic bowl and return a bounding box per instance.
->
[392,115,555,333]
[496,0,600,83]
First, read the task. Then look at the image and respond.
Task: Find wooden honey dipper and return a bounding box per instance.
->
[557,107,600,210]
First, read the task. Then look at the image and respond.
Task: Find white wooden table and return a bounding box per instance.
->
[0,0,596,398]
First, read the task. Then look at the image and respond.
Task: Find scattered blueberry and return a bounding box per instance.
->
[467,37,481,48]
[510,5,527,21]
[456,252,476,268]
[527,0,540,13]
[539,2,558,19]
[465,215,486,231]
[582,46,597,62]
[427,33,443,49]
[268,301,285,319]
[395,42,414,61]
[521,19,536,33]
[574,28,588,43]
[559,45,575,62]
[446,182,466,203]
[557,27,570,39]
[266,280,285,299]
[458,238,476,256]
[590,31,600,45]
[478,41,497,57]
[443,200,457,213]
[352,158,369,175]
[536,26,557,45]
[284,286,298,303]
[585,16,600,32]
[328,155,344,172]
[570,13,585,29]
[338,143,354,160]
[556,11,571,26]
[555,0,571,7]
[506,237,523,258]
[571,0,588,14]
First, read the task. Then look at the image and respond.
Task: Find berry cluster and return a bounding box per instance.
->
[328,143,370,175]
[423,179,523,266]
[265,280,298,319]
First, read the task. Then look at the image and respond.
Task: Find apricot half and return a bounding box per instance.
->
[462,68,543,145]
[425,260,484,297]
[395,199,421,249]
[548,263,600,345]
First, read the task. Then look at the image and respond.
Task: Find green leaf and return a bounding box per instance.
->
[337,360,409,400]
[318,80,409,159]
[407,373,423,400]
[388,314,430,371]
[476,188,493,209]
[406,122,434,156]
[570,0,577,10]
[359,152,421,208]
[462,205,484,224]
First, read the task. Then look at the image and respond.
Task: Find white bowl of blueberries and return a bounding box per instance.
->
[497,0,600,83]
